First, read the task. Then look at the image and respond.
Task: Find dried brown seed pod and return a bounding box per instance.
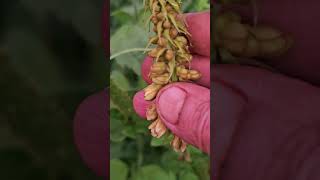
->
[152,73,170,85]
[188,70,201,80]
[169,28,179,38]
[148,48,159,58]
[151,62,167,74]
[146,104,158,121]
[144,83,162,100]
[151,16,158,24]
[163,20,171,29]
[165,49,174,61]
[158,37,168,47]
[157,13,165,21]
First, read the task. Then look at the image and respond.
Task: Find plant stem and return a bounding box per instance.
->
[110,48,152,60]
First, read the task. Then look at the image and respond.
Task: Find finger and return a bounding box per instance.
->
[73,90,108,177]
[141,55,210,88]
[185,12,210,57]
[221,1,320,85]
[213,64,320,176]
[133,90,152,118]
[156,83,210,154]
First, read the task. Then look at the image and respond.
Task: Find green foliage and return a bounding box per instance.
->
[110,1,210,180]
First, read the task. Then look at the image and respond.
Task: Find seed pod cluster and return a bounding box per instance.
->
[214,11,293,58]
[143,0,201,153]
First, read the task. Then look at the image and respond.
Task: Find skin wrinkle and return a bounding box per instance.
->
[193,101,210,153]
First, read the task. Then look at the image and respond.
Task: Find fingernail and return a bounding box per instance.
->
[157,86,187,125]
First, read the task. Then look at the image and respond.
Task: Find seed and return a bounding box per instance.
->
[180,140,187,152]
[169,28,179,38]
[146,104,157,121]
[152,73,169,85]
[171,135,182,152]
[148,48,158,58]
[144,83,162,100]
[165,49,174,61]
[163,20,171,29]
[166,4,173,11]
[176,36,188,45]
[148,118,159,130]
[188,70,201,80]
[151,62,167,74]
[158,37,168,47]
[151,16,158,24]
[157,13,165,21]
[154,4,161,12]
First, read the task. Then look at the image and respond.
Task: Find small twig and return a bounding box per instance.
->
[110,48,152,60]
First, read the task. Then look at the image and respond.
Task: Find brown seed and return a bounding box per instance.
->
[165,49,174,61]
[154,5,161,12]
[177,67,188,78]
[176,36,188,45]
[151,62,167,74]
[166,4,173,11]
[157,13,165,21]
[151,16,158,24]
[188,70,201,80]
[146,104,157,121]
[163,20,171,29]
[170,28,179,38]
[171,135,181,152]
[148,118,159,130]
[154,119,167,138]
[180,140,187,153]
[148,48,158,58]
[158,37,168,47]
[152,73,169,85]
[144,83,162,100]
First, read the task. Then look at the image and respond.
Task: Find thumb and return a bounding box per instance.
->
[155,83,210,154]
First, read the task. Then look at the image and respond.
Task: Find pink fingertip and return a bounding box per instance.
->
[133,91,151,118]
[141,56,153,84]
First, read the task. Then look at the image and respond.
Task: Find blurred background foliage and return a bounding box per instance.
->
[110,0,210,180]
[0,0,106,179]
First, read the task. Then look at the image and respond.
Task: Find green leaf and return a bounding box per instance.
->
[179,172,199,180]
[150,133,173,147]
[111,70,131,90]
[110,109,126,142]
[110,24,148,75]
[132,165,176,180]
[122,126,137,139]
[110,159,129,180]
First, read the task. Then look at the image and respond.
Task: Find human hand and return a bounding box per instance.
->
[133,12,211,154]
[215,1,320,179]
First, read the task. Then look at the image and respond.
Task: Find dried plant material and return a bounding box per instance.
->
[214,11,293,58]
[144,83,163,100]
[146,103,158,121]
[143,0,201,153]
[170,135,187,153]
